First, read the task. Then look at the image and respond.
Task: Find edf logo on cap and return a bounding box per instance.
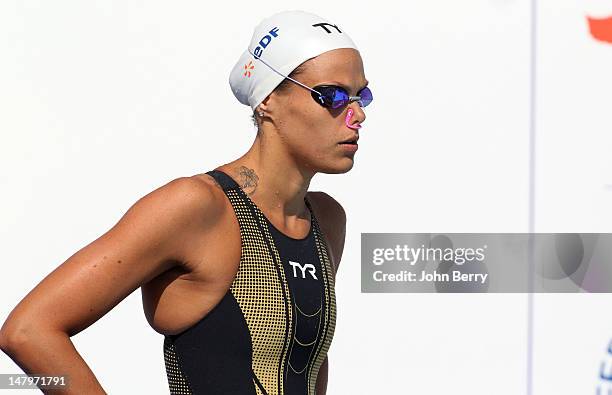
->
[253,27,280,59]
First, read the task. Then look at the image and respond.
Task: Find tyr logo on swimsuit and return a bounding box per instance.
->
[289,260,318,279]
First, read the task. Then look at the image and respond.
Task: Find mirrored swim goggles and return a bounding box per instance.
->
[249,50,373,110]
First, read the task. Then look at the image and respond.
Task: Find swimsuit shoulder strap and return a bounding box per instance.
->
[205,169,241,191]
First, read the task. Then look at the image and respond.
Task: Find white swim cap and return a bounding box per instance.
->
[229,10,359,111]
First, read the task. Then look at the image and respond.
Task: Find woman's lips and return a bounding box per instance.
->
[338,141,358,152]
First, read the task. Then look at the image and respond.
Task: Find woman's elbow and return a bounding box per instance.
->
[0,315,48,357]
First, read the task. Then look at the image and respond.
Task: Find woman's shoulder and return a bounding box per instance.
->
[138,174,228,227]
[306,191,346,278]
[306,191,346,222]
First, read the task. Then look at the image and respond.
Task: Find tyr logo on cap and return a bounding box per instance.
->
[312,22,342,34]
[253,27,280,59]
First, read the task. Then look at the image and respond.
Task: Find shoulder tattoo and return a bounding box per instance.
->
[236,166,259,195]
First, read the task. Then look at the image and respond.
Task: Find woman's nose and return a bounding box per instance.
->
[345,103,366,129]
[345,108,361,129]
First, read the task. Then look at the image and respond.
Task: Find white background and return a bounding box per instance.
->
[1,1,611,394]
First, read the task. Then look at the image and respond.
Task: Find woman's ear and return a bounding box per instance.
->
[257,96,272,117]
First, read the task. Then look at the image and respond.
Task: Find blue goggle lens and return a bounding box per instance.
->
[311,85,373,109]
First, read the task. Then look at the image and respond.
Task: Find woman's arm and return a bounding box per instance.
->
[0,177,218,394]
[315,355,329,395]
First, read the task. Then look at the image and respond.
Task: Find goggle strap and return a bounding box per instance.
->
[248,49,323,98]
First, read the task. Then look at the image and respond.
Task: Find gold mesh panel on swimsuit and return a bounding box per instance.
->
[226,189,292,394]
[163,337,193,394]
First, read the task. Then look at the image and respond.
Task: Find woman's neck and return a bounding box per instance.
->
[217,134,314,220]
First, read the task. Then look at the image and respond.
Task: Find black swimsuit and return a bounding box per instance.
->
[163,169,337,395]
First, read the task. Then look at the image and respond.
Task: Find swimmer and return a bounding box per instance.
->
[0,10,373,395]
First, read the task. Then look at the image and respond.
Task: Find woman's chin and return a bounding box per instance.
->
[318,159,355,174]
